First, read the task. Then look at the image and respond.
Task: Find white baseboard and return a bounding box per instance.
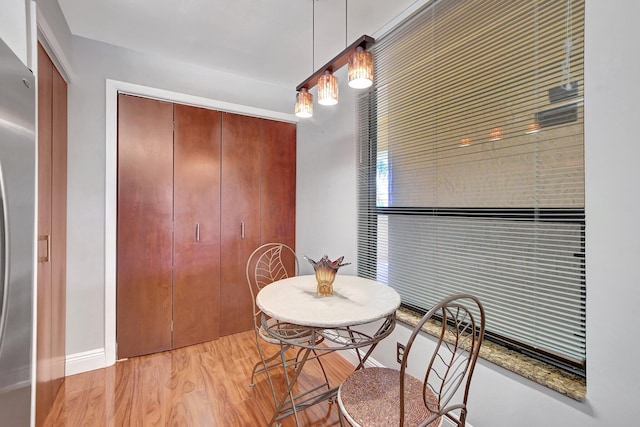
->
[65,348,106,376]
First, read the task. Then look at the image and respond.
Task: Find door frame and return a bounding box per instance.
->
[104,79,296,366]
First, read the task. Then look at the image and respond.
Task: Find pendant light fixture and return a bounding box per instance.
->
[318,70,339,105]
[294,0,375,117]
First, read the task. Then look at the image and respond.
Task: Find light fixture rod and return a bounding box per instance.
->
[296,35,374,92]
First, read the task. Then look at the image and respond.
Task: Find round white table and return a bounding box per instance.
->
[256,274,401,328]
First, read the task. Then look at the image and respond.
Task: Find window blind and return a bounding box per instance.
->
[357,0,585,371]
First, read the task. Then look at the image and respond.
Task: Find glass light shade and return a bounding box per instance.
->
[318,70,339,105]
[295,89,313,118]
[348,47,374,89]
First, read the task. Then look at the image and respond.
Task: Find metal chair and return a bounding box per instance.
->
[246,243,330,425]
[337,293,485,427]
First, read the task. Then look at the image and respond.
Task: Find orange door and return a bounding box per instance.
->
[220,113,261,336]
[36,43,67,427]
[36,44,53,427]
[117,94,174,358]
[173,104,221,347]
[50,51,67,398]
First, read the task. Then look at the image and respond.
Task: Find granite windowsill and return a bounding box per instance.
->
[396,306,586,402]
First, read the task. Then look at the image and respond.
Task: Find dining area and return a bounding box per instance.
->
[246,243,485,427]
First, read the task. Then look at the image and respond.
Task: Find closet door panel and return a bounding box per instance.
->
[50,63,67,394]
[36,44,68,426]
[260,119,296,247]
[173,104,221,348]
[36,43,53,427]
[220,113,261,336]
[117,94,174,358]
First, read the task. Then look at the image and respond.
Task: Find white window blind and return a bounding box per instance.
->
[357,0,585,371]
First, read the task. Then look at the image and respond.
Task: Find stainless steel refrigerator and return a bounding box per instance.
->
[0,38,36,425]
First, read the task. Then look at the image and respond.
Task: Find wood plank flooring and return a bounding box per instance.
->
[44,331,354,426]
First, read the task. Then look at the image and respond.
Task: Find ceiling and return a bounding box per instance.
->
[56,0,418,88]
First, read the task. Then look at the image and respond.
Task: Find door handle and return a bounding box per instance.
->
[38,235,50,263]
[241,222,245,239]
[195,223,200,242]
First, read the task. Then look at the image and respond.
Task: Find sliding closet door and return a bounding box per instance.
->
[50,60,67,394]
[36,44,67,427]
[220,113,261,336]
[36,44,53,427]
[173,104,221,347]
[117,94,174,358]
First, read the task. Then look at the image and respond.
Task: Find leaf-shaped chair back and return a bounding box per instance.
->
[399,294,485,427]
[246,243,299,324]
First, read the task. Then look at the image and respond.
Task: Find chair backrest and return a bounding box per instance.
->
[400,293,485,427]
[246,243,299,327]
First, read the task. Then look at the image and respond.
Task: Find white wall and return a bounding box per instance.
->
[295,1,640,426]
[36,0,71,56]
[0,0,28,63]
[296,66,358,276]
[582,0,640,421]
[36,0,73,79]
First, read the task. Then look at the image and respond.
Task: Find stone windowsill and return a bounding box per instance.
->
[396,306,586,402]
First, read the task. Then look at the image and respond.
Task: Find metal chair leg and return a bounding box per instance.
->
[253,334,284,408]
[311,348,331,399]
[268,346,312,427]
[250,343,301,386]
[250,349,284,387]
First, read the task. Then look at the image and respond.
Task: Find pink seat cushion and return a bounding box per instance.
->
[338,367,441,427]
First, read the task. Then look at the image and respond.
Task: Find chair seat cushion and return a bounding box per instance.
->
[338,367,441,427]
[258,318,321,346]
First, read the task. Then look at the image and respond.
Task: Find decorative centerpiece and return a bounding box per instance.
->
[304,255,350,296]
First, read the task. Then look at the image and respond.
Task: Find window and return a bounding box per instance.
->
[357,0,585,374]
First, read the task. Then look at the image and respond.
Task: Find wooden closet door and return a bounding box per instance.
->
[36,43,53,427]
[50,56,67,397]
[36,43,67,427]
[220,113,261,336]
[117,94,174,358]
[173,104,221,348]
[260,119,296,247]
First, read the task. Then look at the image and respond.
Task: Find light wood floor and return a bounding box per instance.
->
[44,331,354,426]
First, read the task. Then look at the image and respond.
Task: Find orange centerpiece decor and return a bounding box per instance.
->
[304,255,351,296]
